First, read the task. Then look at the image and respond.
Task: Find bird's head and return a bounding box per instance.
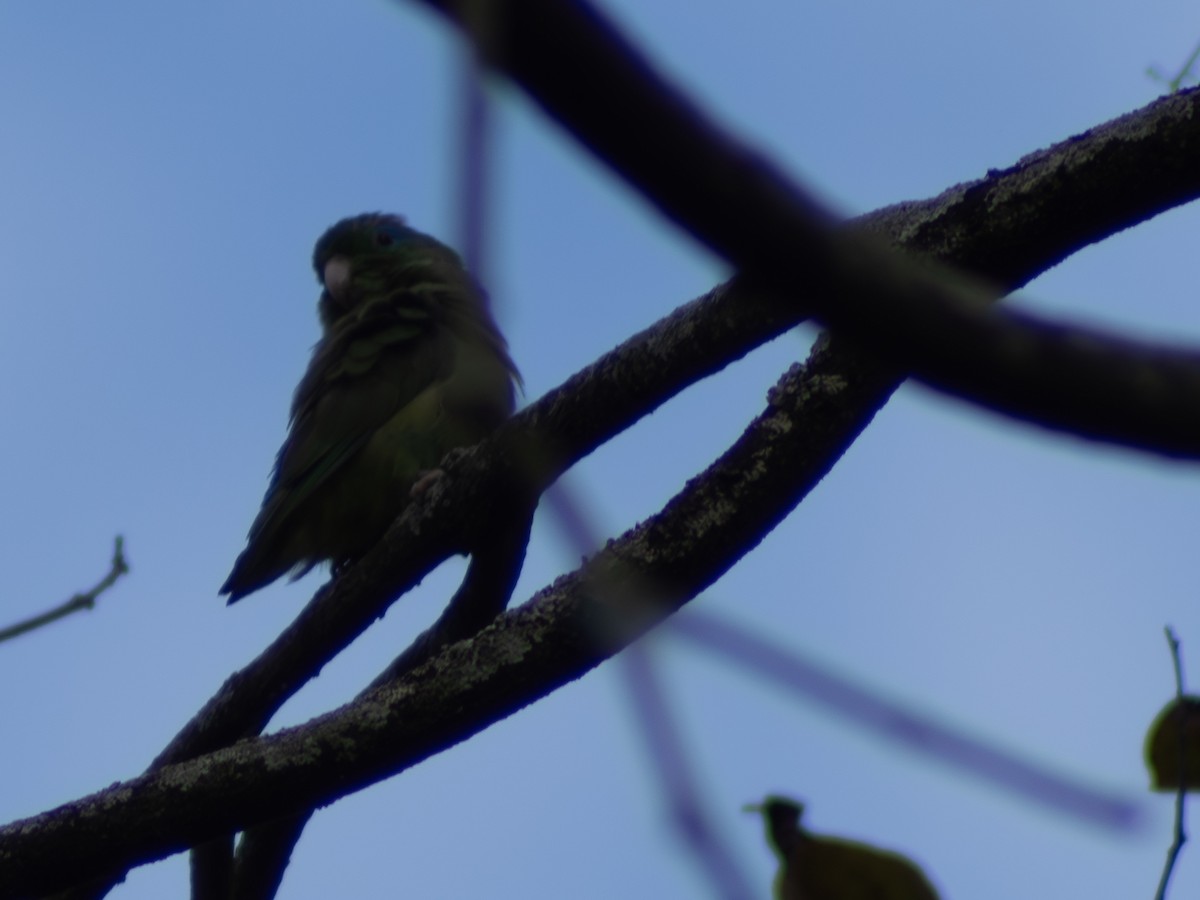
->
[312,213,467,331]
[744,795,806,859]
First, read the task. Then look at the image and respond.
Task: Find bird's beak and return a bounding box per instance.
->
[323,256,353,305]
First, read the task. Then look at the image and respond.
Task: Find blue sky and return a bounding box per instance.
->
[3,1,1200,897]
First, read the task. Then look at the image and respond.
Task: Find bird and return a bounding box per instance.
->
[220,213,520,603]
[746,795,941,900]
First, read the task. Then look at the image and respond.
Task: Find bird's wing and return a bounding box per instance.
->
[256,309,453,542]
[219,303,453,600]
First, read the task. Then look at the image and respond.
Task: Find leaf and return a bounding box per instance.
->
[1144,696,1200,791]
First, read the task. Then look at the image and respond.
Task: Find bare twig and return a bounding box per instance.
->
[620,644,754,900]
[0,536,129,645]
[1155,626,1189,900]
[1148,40,1200,92]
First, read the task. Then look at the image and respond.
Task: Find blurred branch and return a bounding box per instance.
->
[672,610,1142,830]
[1155,626,1189,900]
[0,536,129,645]
[416,0,1200,459]
[620,644,755,900]
[546,482,755,899]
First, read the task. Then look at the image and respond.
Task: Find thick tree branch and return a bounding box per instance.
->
[0,334,898,899]
[45,280,801,900]
[147,278,797,770]
[227,497,537,899]
[546,482,756,898]
[418,0,1200,457]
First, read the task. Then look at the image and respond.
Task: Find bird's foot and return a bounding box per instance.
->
[410,468,445,498]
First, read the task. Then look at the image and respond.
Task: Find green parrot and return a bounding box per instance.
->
[220,213,520,603]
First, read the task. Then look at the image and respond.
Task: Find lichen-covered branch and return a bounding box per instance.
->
[0,333,895,899]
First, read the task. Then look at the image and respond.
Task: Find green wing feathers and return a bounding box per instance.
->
[221,214,518,603]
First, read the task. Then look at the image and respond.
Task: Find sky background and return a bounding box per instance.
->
[2,1,1200,897]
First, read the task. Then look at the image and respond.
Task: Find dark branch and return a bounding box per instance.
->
[231,816,308,900]
[546,481,755,896]
[146,277,797,775]
[53,277,802,900]
[189,836,231,900]
[418,0,1200,458]
[227,498,536,898]
[620,644,755,900]
[0,334,898,899]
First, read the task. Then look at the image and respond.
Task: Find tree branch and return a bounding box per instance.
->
[227,496,537,899]
[0,333,897,899]
[417,0,1200,457]
[146,277,798,773]
[48,277,800,900]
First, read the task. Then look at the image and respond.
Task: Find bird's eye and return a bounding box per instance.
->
[375,231,394,247]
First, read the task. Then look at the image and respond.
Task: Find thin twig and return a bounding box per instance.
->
[0,536,129,645]
[620,644,755,900]
[1155,626,1188,900]
[1148,40,1200,92]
